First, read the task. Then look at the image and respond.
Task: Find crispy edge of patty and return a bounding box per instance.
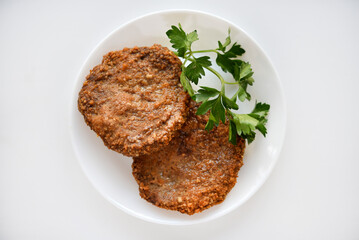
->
[78,45,190,157]
[132,101,246,215]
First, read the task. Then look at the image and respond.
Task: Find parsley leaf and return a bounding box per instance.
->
[166,24,198,57]
[194,86,220,102]
[229,119,237,145]
[205,111,217,131]
[218,29,231,51]
[211,96,226,124]
[185,56,211,84]
[239,61,253,80]
[248,102,270,136]
[216,53,235,74]
[222,42,245,57]
[196,98,217,115]
[222,95,239,110]
[230,102,270,142]
[250,102,270,118]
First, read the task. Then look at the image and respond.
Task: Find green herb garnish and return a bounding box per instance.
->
[166,24,270,144]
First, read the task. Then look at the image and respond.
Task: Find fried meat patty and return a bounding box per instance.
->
[132,101,246,215]
[78,45,190,157]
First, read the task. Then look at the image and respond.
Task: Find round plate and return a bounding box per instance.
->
[70,9,286,225]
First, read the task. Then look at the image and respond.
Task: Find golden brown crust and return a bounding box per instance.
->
[132,100,246,215]
[78,45,190,157]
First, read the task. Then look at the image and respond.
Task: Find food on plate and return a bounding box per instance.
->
[132,100,246,215]
[77,23,271,215]
[78,45,190,157]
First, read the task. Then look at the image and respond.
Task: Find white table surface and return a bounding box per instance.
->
[1,0,358,239]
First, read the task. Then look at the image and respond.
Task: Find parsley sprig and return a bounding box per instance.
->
[166,24,270,144]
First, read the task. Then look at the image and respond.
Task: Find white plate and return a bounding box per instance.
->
[69,9,286,225]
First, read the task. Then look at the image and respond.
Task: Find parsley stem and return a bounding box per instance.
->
[224,81,238,85]
[231,87,241,101]
[204,66,225,85]
[203,65,226,94]
[183,58,188,65]
[186,49,219,55]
